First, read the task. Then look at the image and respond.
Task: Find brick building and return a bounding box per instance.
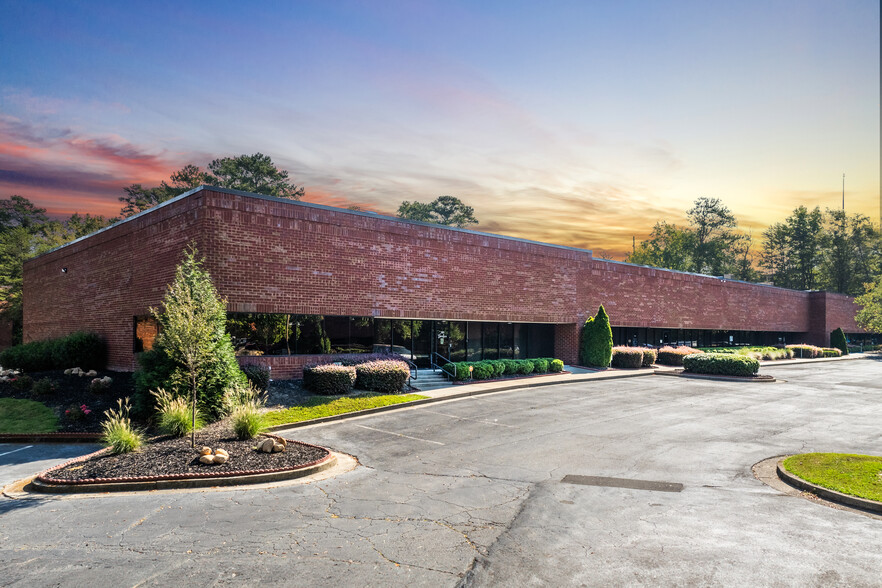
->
[22,186,870,377]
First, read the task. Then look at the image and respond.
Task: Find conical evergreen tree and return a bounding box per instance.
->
[580,304,614,367]
[830,327,848,356]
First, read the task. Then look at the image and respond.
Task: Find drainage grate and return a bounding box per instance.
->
[562,475,684,493]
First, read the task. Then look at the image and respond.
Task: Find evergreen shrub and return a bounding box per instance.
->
[821,348,842,358]
[549,359,565,372]
[641,348,657,367]
[532,358,549,373]
[830,328,848,356]
[354,360,410,392]
[242,364,271,391]
[683,353,759,377]
[0,332,106,372]
[303,364,357,395]
[580,305,613,367]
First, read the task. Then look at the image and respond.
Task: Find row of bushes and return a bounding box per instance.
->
[683,353,760,377]
[0,332,107,372]
[441,358,564,381]
[656,346,704,366]
[303,359,411,395]
[785,344,824,359]
[610,347,657,368]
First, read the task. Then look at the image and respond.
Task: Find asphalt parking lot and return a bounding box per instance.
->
[2,359,881,587]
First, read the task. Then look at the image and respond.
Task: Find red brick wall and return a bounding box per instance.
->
[23,187,868,374]
[23,193,210,371]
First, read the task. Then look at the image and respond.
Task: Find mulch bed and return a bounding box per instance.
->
[670,369,776,381]
[41,421,329,483]
[0,370,135,432]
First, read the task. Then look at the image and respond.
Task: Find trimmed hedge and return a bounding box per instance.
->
[611,346,644,369]
[354,360,410,393]
[821,347,842,358]
[786,344,823,359]
[656,346,704,366]
[641,348,657,367]
[0,332,107,372]
[683,353,759,377]
[242,364,271,391]
[303,364,357,395]
[441,357,562,381]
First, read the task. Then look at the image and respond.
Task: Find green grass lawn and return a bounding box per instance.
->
[783,453,882,503]
[264,393,428,427]
[0,398,59,434]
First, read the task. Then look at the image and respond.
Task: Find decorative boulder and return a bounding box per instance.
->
[85,370,98,377]
[215,448,229,458]
[200,447,212,456]
[199,454,215,464]
[258,438,275,453]
[272,443,285,453]
[212,453,229,464]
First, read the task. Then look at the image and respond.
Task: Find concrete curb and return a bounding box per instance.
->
[29,453,338,493]
[270,369,657,433]
[759,353,877,367]
[776,459,882,515]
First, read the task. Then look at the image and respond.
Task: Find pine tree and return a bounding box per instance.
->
[140,246,245,446]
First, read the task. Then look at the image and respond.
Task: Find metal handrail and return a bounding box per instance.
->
[396,355,418,383]
[431,351,456,380]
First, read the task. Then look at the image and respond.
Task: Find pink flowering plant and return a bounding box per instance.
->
[65,403,92,421]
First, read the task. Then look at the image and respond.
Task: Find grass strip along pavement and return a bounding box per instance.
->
[783,453,882,503]
[264,393,427,427]
[0,398,59,434]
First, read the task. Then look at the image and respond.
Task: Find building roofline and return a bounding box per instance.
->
[23,185,831,296]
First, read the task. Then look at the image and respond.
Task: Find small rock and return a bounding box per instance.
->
[200,447,212,456]
[258,438,275,453]
[213,453,228,464]
[272,442,285,453]
[215,448,229,458]
[199,455,215,464]
[85,370,97,377]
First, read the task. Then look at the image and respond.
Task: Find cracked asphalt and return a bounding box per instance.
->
[2,359,881,587]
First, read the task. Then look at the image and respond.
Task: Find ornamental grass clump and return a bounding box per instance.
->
[656,346,704,366]
[224,382,268,440]
[822,347,842,358]
[610,347,644,369]
[152,388,202,437]
[101,398,144,454]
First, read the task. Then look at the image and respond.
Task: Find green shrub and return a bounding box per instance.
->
[683,353,759,377]
[12,374,33,391]
[641,348,657,367]
[822,347,842,358]
[830,328,848,356]
[549,359,564,372]
[303,364,357,394]
[242,364,272,391]
[355,360,410,393]
[31,377,55,398]
[611,347,643,368]
[532,358,549,373]
[580,305,613,367]
[656,346,704,366]
[490,360,506,376]
[516,359,534,375]
[152,388,202,437]
[0,332,106,372]
[502,359,520,374]
[101,398,144,454]
[472,362,495,379]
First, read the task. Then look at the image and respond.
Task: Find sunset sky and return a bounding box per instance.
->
[1,1,879,258]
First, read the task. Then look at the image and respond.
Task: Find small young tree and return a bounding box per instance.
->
[830,327,848,356]
[580,305,614,367]
[149,246,244,446]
